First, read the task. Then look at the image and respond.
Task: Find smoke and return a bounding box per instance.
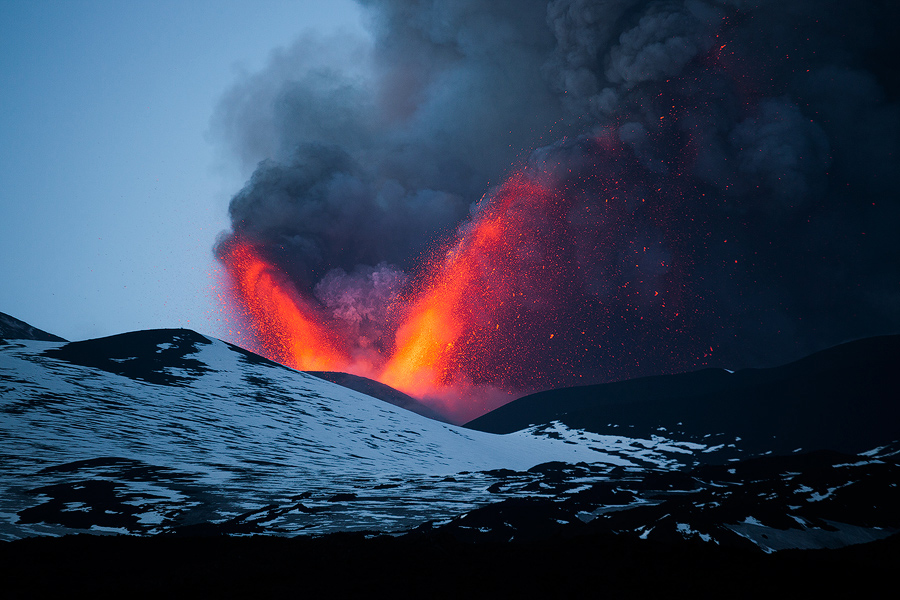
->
[728,97,832,209]
[214,0,900,411]
[225,143,464,289]
[314,262,405,357]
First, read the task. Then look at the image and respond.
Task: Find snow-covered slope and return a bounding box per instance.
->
[466,335,900,459]
[419,444,900,551]
[1,329,711,540]
[5,327,896,550]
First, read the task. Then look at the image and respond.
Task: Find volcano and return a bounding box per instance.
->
[213,0,900,427]
[465,335,900,457]
[1,324,709,540]
[2,313,899,592]
[1,315,897,550]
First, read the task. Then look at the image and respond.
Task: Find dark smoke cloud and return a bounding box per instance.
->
[729,97,832,208]
[215,0,900,385]
[225,143,464,288]
[214,1,573,285]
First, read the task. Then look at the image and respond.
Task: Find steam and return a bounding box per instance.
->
[314,262,405,354]
[215,0,900,405]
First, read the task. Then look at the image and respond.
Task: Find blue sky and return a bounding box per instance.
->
[0,0,364,341]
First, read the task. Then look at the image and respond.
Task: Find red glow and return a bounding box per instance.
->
[220,137,698,423]
[222,242,350,372]
[220,172,567,422]
[380,173,559,416]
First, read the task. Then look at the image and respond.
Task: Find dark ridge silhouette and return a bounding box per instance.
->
[465,335,900,457]
[0,311,66,342]
[306,371,451,423]
[42,329,212,385]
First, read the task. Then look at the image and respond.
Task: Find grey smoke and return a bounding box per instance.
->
[605,0,724,86]
[729,97,831,209]
[216,0,573,289]
[314,262,406,352]
[215,0,900,384]
[225,143,464,288]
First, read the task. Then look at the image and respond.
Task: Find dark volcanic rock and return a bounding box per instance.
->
[306,371,450,422]
[465,335,900,458]
[43,329,212,385]
[422,449,900,552]
[0,311,66,342]
[17,480,146,530]
[2,531,898,596]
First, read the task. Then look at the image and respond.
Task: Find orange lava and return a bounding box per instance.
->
[222,242,350,372]
[220,171,562,421]
[218,127,712,421]
[380,173,558,412]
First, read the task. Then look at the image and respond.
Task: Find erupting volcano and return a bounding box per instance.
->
[215,0,900,422]
[220,137,701,422]
[222,242,350,373]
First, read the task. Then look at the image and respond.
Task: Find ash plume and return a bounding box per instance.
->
[215,0,900,402]
[314,262,406,356]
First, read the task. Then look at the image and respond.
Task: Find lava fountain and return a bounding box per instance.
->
[219,166,576,420]
[219,132,694,422]
[220,241,350,372]
[379,171,566,416]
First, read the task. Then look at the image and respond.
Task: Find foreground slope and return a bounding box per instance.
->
[3,529,899,596]
[4,326,897,550]
[0,329,706,539]
[466,335,900,458]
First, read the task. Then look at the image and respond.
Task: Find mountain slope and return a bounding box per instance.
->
[0,311,66,342]
[1,328,707,540]
[465,335,900,458]
[415,446,900,551]
[4,324,898,550]
[305,371,450,423]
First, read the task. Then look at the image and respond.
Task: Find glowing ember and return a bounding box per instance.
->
[220,138,697,423]
[221,241,350,372]
[220,170,570,420]
[213,1,898,424]
[380,172,561,414]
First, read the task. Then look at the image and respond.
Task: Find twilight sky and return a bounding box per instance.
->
[0,0,364,341]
